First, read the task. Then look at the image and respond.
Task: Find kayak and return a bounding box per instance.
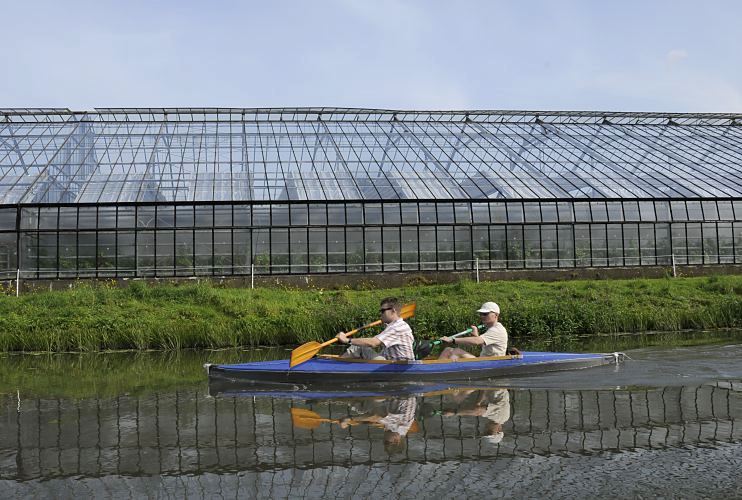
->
[205,351,625,387]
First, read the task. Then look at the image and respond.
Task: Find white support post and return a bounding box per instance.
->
[476,258,480,283]
[16,268,20,297]
[251,264,255,289]
[672,253,676,277]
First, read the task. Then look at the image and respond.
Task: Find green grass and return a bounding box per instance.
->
[0,275,741,352]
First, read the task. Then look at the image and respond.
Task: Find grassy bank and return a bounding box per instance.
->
[0,276,741,352]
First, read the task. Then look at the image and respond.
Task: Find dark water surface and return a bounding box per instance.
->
[2,332,742,499]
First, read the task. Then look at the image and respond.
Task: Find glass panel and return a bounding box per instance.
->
[654,201,671,222]
[156,230,174,276]
[506,202,524,223]
[639,224,656,265]
[346,227,363,272]
[718,201,734,220]
[175,230,193,276]
[656,223,671,265]
[671,224,687,264]
[383,227,400,271]
[701,201,719,221]
[401,203,419,224]
[472,226,489,268]
[157,206,175,228]
[195,229,213,275]
[718,223,734,264]
[20,232,38,277]
[327,205,345,226]
[419,203,436,224]
[137,206,155,229]
[734,201,742,221]
[686,201,703,221]
[38,232,56,277]
[271,228,289,273]
[40,208,58,230]
[574,224,591,266]
[419,227,436,270]
[271,205,289,226]
[253,229,270,273]
[290,204,308,226]
[735,223,742,264]
[702,223,718,264]
[0,209,15,231]
[670,201,687,221]
[623,224,640,266]
[346,203,363,225]
[524,225,540,268]
[623,201,640,222]
[233,229,251,274]
[541,225,557,268]
[234,205,252,227]
[472,203,490,224]
[686,223,703,264]
[308,228,326,272]
[454,227,471,270]
[401,227,418,271]
[58,232,76,277]
[490,202,507,223]
[59,207,77,230]
[364,227,382,272]
[590,202,608,222]
[0,232,17,277]
[454,203,471,224]
[437,203,454,224]
[77,231,96,277]
[289,228,307,273]
[383,203,401,225]
[175,206,194,228]
[607,225,623,266]
[136,231,155,277]
[574,202,591,222]
[437,226,454,270]
[253,205,270,226]
[98,231,116,275]
[327,227,345,272]
[214,229,232,275]
[195,205,214,227]
[639,201,655,222]
[523,202,541,223]
[606,202,623,222]
[490,226,506,268]
[505,225,523,268]
[118,231,135,277]
[21,208,38,231]
[591,224,607,266]
[557,225,574,267]
[557,202,573,222]
[78,207,96,230]
[540,202,558,223]
[364,203,381,225]
[214,206,232,227]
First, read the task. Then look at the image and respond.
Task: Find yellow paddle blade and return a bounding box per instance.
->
[289,302,417,368]
[290,407,324,430]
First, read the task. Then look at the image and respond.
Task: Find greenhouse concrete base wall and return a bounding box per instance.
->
[5,265,742,293]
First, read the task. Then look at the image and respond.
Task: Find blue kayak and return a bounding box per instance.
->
[206,351,624,387]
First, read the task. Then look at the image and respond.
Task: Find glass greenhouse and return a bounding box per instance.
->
[1,108,741,280]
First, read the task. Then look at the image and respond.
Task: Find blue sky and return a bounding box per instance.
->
[3,0,741,112]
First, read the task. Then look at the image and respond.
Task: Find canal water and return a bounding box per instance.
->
[2,332,742,498]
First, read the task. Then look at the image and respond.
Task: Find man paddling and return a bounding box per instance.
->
[336,297,415,361]
[438,301,508,360]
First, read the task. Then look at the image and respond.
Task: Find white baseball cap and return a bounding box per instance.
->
[477,302,500,314]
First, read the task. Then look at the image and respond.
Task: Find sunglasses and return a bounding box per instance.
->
[379,307,394,314]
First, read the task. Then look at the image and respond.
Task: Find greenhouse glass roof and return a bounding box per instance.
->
[1,108,741,205]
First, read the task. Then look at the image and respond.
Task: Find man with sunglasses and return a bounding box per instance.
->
[336,297,415,361]
[438,302,508,360]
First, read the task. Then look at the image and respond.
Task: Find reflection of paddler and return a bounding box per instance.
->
[438,388,511,444]
[339,396,418,455]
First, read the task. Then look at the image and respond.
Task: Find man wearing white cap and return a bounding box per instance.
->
[438,301,508,360]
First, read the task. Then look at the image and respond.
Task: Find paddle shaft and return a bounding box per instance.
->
[432,324,485,346]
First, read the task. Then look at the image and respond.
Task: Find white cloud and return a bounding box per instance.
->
[666,49,688,65]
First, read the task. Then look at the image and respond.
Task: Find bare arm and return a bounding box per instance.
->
[336,332,382,348]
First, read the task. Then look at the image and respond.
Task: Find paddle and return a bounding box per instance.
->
[289,303,417,368]
[291,407,420,432]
